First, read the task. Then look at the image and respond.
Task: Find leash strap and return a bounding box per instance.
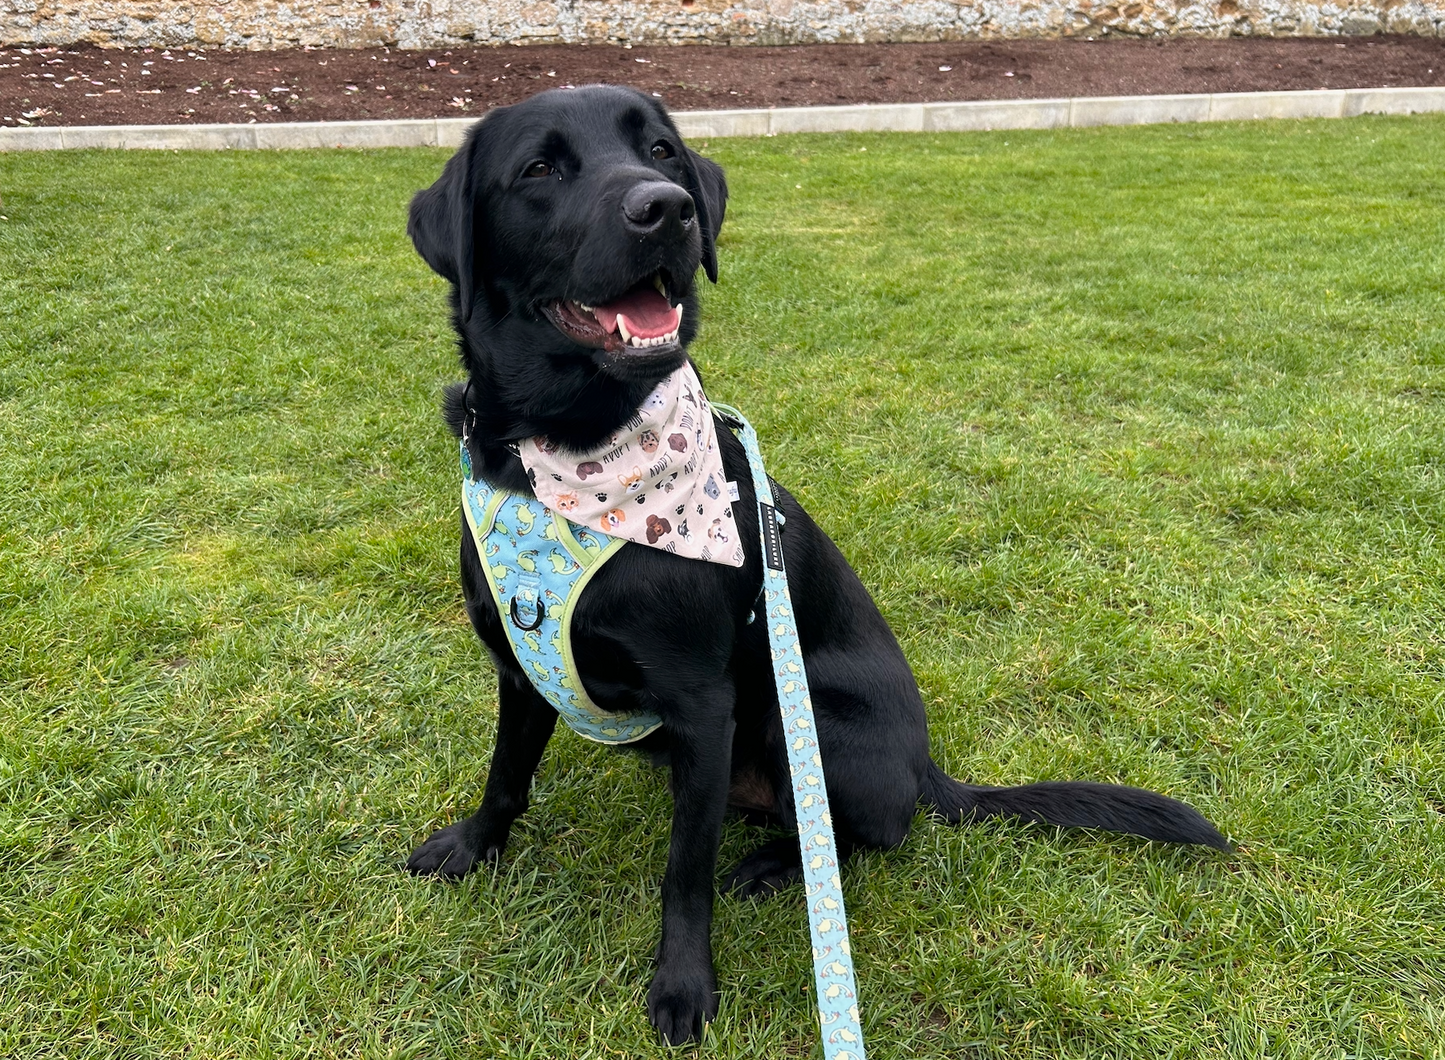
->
[716,404,868,1060]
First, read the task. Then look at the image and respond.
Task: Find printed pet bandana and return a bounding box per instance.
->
[519,363,746,567]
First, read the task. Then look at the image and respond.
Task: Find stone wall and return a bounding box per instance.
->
[3,0,1442,50]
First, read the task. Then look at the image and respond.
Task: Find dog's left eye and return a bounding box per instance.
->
[524,161,555,179]
[650,143,674,161]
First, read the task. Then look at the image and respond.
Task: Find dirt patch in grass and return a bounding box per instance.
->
[2,36,1443,128]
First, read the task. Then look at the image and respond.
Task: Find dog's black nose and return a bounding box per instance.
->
[622,181,696,239]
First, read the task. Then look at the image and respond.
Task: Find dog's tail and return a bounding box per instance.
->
[921,761,1232,851]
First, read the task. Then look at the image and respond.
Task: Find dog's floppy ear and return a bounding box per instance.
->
[408,127,483,324]
[684,150,728,284]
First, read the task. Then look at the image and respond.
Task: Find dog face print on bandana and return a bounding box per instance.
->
[519,362,746,567]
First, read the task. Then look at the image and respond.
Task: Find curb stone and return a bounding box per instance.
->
[3,86,1444,151]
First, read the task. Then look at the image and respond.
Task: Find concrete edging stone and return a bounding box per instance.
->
[3,86,1443,151]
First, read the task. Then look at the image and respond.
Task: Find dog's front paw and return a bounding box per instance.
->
[646,961,719,1046]
[404,820,497,879]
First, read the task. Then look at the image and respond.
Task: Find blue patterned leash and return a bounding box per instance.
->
[716,403,867,1060]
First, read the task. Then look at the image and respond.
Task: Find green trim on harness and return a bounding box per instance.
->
[461,442,663,745]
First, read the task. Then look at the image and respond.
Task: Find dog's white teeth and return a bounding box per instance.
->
[617,316,633,343]
[619,326,677,349]
[653,274,667,297]
[577,303,593,313]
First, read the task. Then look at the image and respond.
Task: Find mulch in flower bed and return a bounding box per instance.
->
[2,36,1442,129]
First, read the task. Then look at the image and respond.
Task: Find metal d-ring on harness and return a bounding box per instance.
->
[509,593,545,632]
[716,403,868,1060]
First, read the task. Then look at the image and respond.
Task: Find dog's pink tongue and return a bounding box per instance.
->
[593,287,681,339]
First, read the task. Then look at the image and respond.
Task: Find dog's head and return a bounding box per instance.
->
[409,85,727,435]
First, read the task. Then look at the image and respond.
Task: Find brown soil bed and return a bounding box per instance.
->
[3,37,1442,129]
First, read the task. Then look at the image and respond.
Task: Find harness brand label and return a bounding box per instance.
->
[760,502,785,571]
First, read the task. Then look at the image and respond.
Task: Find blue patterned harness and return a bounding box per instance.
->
[461,442,663,745]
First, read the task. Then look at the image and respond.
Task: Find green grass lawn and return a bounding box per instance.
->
[3,115,1445,1059]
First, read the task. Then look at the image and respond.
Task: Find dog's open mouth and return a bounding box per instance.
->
[544,271,683,354]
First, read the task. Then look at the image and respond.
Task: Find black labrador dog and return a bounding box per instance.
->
[404,84,1229,1045]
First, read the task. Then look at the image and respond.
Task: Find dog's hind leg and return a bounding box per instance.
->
[921,762,1232,850]
[406,669,559,878]
[725,651,927,897]
[724,836,804,898]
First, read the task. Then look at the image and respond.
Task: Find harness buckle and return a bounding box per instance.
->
[715,408,746,433]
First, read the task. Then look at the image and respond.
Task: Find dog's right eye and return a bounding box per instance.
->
[523,161,555,179]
